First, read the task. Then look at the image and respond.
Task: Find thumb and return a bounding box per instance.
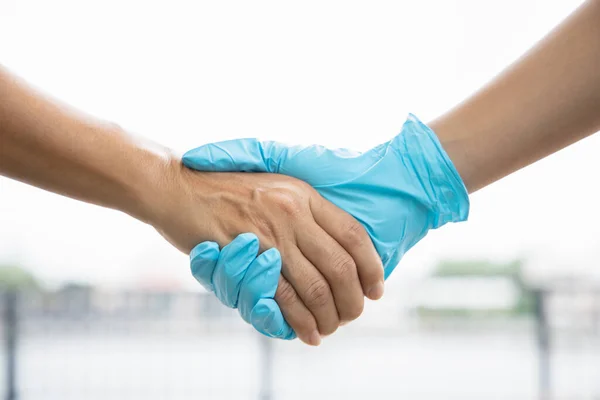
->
[182,138,283,173]
[183,138,386,187]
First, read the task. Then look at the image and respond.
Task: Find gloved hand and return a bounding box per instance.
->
[185,114,469,275]
[185,114,469,339]
[190,232,295,340]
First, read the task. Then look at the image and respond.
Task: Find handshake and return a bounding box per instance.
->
[2,67,471,346]
[4,4,596,345]
[167,115,469,346]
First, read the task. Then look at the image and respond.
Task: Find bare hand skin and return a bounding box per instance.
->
[0,66,384,346]
[431,0,600,193]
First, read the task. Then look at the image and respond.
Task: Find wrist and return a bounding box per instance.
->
[428,117,476,193]
[126,143,225,253]
[399,114,470,226]
[112,128,183,226]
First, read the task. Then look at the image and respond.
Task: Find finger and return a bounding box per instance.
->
[182,139,272,172]
[238,247,281,322]
[274,276,321,346]
[251,298,296,340]
[296,221,364,323]
[310,196,385,300]
[212,233,260,308]
[237,247,293,340]
[280,246,339,337]
[190,241,220,292]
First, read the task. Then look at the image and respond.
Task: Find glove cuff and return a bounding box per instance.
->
[397,114,470,228]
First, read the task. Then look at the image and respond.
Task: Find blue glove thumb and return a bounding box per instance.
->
[182,138,383,186]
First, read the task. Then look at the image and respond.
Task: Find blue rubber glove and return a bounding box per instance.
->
[184,114,470,279]
[190,233,295,340]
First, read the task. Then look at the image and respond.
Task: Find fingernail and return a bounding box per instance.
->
[368,281,385,300]
[308,331,322,346]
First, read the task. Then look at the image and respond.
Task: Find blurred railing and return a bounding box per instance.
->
[1,287,599,400]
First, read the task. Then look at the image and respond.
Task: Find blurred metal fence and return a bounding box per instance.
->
[1,287,599,400]
[533,286,600,400]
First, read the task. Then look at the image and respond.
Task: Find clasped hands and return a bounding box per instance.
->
[159,115,469,345]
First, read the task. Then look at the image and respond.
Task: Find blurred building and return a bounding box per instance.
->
[412,259,534,319]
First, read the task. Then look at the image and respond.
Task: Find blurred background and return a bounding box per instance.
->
[0,0,599,399]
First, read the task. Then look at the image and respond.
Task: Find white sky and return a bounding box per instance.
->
[0,0,598,290]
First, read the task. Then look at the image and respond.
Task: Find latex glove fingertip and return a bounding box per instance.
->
[251,298,296,340]
[189,241,220,292]
[213,233,260,308]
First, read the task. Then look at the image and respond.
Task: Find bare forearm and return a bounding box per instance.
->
[431,0,600,193]
[0,66,172,222]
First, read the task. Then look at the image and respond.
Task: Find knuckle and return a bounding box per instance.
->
[275,279,297,305]
[304,279,331,309]
[330,253,356,278]
[269,190,305,218]
[342,221,367,248]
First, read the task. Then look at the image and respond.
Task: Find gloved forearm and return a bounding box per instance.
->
[430,0,600,193]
